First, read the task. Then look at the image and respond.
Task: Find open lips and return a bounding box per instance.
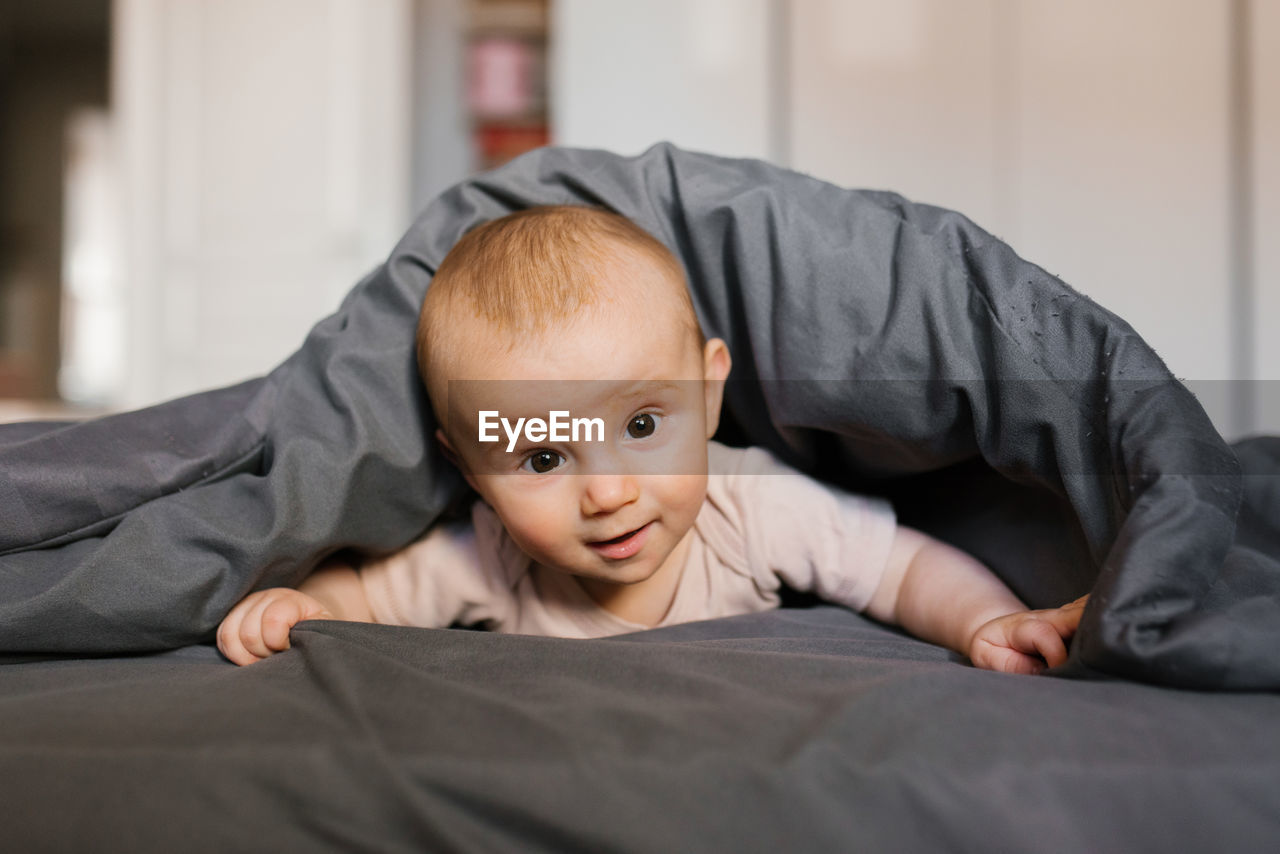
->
[587,523,652,559]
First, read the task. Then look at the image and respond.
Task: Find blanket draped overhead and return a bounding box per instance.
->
[2,144,1276,689]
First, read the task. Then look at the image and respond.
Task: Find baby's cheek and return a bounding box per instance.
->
[486,491,568,557]
[660,473,707,524]
[522,526,569,559]
[506,510,566,556]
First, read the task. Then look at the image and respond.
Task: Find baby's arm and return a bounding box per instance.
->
[865,527,1088,675]
[216,555,374,666]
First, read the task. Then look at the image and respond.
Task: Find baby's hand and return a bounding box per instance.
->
[967,595,1089,675]
[216,588,332,666]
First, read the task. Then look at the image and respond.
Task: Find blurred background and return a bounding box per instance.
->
[0,0,1275,439]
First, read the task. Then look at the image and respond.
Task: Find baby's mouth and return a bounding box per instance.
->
[592,526,645,546]
[586,523,652,559]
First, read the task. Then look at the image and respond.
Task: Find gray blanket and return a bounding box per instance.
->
[1,609,1276,852]
[2,143,1278,690]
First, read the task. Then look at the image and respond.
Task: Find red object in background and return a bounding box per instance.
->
[465,1,549,169]
[475,123,549,168]
[468,37,538,119]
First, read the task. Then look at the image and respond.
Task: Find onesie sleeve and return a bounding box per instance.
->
[706,443,898,612]
[359,514,514,629]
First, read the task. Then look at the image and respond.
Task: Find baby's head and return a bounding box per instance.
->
[416,205,731,592]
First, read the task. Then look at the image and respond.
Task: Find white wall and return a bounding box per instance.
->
[552,0,774,160]
[805,0,1232,420]
[112,0,413,408]
[552,0,1274,439]
[790,0,1002,226]
[107,0,1278,433]
[999,0,1231,413]
[410,0,471,214]
[1254,0,1280,428]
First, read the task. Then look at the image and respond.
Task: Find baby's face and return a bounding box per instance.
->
[435,259,729,592]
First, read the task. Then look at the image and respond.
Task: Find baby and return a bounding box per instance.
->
[218,205,1087,672]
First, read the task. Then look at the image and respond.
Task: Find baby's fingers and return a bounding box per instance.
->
[975,642,1048,675]
[259,598,305,653]
[1039,596,1089,640]
[237,592,284,661]
[1012,618,1069,669]
[258,595,330,652]
[217,595,264,666]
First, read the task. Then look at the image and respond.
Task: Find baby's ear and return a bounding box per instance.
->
[701,338,732,437]
[435,428,480,493]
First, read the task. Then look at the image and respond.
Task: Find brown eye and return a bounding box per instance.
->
[524,450,564,474]
[627,413,658,438]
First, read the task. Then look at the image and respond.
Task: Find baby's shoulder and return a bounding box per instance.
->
[390,515,482,573]
[706,440,797,479]
[466,499,536,589]
[385,500,531,592]
[703,440,893,526]
[702,442,812,533]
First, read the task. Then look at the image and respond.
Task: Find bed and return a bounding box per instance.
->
[1,143,1277,851]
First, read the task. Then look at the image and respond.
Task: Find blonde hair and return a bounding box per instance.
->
[417,205,702,410]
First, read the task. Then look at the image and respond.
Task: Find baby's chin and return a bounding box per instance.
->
[567,561,661,586]
[556,551,672,587]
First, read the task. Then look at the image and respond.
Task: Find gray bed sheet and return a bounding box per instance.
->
[1,607,1275,853]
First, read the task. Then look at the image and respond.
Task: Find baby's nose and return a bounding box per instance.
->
[581,473,639,515]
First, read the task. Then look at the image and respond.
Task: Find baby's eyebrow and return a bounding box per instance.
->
[617,380,682,400]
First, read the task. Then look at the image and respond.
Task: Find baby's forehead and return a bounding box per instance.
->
[457,298,694,367]
[423,239,700,404]
[429,306,699,411]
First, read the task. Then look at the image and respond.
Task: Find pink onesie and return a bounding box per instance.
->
[360,442,897,637]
